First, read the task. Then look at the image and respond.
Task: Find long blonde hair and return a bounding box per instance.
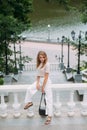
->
[36,51,48,68]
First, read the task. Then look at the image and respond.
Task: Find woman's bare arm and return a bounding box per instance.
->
[36,76,40,90]
[42,73,49,93]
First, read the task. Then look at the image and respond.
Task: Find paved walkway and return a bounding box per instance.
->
[0,116,87,130]
[12,69,72,85]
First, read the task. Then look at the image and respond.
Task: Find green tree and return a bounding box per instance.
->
[81,0,87,23]
[0,0,32,74]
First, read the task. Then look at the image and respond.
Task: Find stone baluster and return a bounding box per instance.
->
[31,64,32,71]
[53,64,55,71]
[57,64,58,70]
[52,64,54,71]
[12,93,21,118]
[30,65,31,71]
[54,91,62,117]
[34,64,36,71]
[25,65,26,70]
[51,64,53,71]
[50,64,51,71]
[67,91,75,116]
[0,94,7,118]
[32,64,34,71]
[26,65,27,71]
[32,64,33,71]
[35,64,36,71]
[29,64,30,71]
[51,64,52,71]
[55,64,56,71]
[53,64,54,71]
[81,90,87,116]
[27,106,34,118]
[27,65,28,70]
[29,64,31,71]
[34,64,35,71]
[27,64,28,71]
[25,65,27,71]
[23,65,25,71]
[52,64,53,71]
[28,64,29,71]
[33,64,34,71]
[50,64,52,71]
[27,65,28,71]
[56,64,57,70]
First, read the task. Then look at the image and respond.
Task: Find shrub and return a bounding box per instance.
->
[0,78,4,85]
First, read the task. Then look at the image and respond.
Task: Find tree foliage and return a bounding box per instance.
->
[81,0,87,24]
[0,0,32,40]
[0,0,32,73]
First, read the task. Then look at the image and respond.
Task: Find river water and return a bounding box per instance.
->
[22,0,87,42]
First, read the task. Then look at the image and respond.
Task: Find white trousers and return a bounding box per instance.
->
[24,78,53,117]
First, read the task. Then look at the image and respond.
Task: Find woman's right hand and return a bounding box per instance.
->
[36,83,40,90]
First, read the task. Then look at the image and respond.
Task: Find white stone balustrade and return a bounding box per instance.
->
[24,63,36,71]
[24,63,59,71]
[0,83,87,118]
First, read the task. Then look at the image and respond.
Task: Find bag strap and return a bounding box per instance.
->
[39,93,46,108]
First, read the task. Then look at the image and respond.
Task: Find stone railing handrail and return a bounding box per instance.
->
[0,83,87,118]
[0,83,87,92]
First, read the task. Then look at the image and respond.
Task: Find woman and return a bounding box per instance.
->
[24,51,53,125]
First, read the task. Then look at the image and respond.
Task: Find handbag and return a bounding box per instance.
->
[39,93,47,116]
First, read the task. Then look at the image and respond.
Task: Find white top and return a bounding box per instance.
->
[37,62,50,77]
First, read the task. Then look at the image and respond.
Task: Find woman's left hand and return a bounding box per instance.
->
[42,86,45,93]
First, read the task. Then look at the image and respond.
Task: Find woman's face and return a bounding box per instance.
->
[39,54,45,63]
